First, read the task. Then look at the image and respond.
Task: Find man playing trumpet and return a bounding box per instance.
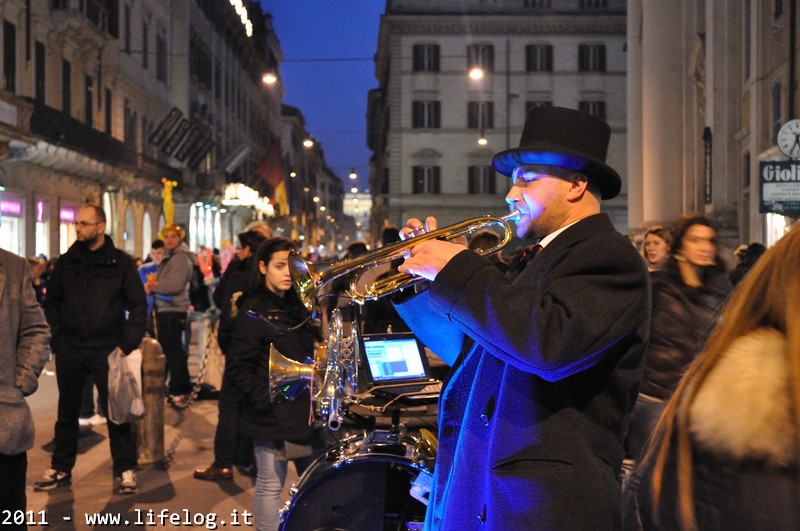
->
[394,106,651,530]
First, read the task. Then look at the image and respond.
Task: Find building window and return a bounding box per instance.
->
[142,22,149,69]
[743,152,751,189]
[35,41,46,102]
[467,44,494,73]
[84,74,94,126]
[468,101,494,129]
[468,166,496,194]
[62,59,72,115]
[3,20,16,92]
[525,100,553,113]
[772,81,782,143]
[105,88,112,133]
[412,166,441,194]
[124,99,137,148]
[524,0,552,7]
[579,44,606,72]
[774,0,783,19]
[526,44,553,72]
[156,33,167,82]
[412,100,441,128]
[124,4,131,53]
[380,169,390,194]
[743,0,751,80]
[580,0,608,7]
[413,44,440,72]
[579,100,606,121]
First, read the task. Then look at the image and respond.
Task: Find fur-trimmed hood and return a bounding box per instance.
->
[688,328,797,466]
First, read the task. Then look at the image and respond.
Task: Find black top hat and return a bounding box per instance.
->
[491,106,621,199]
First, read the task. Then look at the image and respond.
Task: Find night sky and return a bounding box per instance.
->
[259,1,386,192]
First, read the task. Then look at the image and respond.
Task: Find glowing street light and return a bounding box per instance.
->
[290,171,296,178]
[303,139,314,148]
[469,67,485,80]
[348,168,357,180]
[350,187,358,193]
[312,196,320,203]
[262,72,278,85]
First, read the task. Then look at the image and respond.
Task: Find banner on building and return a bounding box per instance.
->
[175,125,205,162]
[149,107,183,147]
[759,161,800,216]
[187,138,214,170]
[162,119,191,156]
[256,142,288,216]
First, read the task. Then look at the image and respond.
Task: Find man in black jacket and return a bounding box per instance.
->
[35,204,147,495]
[395,107,651,529]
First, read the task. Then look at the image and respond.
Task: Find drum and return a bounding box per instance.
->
[279,429,435,531]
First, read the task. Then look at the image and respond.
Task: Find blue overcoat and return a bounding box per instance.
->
[395,213,651,530]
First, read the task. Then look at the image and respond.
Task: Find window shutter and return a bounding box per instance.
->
[468,167,477,194]
[413,167,423,194]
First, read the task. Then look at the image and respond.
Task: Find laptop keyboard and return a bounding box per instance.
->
[375,382,442,397]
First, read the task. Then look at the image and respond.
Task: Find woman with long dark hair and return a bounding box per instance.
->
[625,215,731,464]
[225,237,318,531]
[625,224,800,530]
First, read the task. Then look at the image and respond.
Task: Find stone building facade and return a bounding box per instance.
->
[628,0,797,247]
[368,0,628,242]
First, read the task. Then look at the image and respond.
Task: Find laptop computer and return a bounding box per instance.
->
[359,332,442,405]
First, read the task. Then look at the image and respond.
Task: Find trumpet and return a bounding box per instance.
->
[289,210,519,308]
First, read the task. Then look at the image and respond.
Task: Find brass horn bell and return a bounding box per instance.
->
[268,344,322,401]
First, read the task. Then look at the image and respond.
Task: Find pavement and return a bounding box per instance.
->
[22,317,440,530]
[23,317,282,531]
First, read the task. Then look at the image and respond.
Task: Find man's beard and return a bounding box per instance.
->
[78,234,100,249]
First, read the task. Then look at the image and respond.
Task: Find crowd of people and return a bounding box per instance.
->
[1,106,796,530]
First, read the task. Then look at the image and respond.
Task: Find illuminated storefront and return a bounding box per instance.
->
[35,199,50,258]
[0,192,24,256]
[58,204,78,255]
[189,203,222,253]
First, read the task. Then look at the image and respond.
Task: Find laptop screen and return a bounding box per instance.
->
[361,333,431,384]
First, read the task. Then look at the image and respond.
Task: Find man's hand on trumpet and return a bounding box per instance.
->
[398,216,468,281]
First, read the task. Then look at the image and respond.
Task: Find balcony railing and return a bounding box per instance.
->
[50,0,110,35]
[30,101,181,184]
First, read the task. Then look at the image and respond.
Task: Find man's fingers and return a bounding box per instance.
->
[425,216,439,232]
[400,217,425,240]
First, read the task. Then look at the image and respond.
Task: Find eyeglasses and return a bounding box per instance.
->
[72,221,101,228]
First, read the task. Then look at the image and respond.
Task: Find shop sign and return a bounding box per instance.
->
[0,200,21,215]
[59,208,76,222]
[759,161,800,215]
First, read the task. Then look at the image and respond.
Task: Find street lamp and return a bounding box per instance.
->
[262,72,278,85]
[469,67,484,80]
[348,168,357,180]
[303,138,314,148]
